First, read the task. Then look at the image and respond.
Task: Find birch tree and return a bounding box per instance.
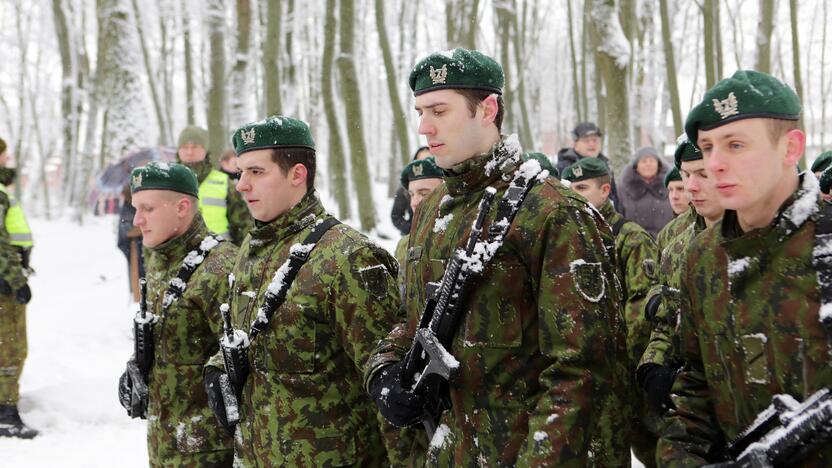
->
[321,0,349,218]
[206,0,227,161]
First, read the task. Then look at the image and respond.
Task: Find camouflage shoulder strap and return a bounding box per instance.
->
[611,218,627,237]
[812,201,832,336]
[161,234,225,312]
[249,217,341,339]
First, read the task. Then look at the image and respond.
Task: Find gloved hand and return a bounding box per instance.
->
[369,360,427,428]
[638,364,677,414]
[14,284,31,305]
[644,293,662,323]
[118,369,133,412]
[203,366,235,435]
[0,278,11,296]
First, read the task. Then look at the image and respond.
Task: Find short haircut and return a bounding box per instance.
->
[766,118,801,144]
[270,147,316,190]
[413,146,430,161]
[591,174,611,188]
[220,149,236,163]
[454,89,505,131]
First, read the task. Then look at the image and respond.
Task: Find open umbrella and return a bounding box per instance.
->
[88,147,176,214]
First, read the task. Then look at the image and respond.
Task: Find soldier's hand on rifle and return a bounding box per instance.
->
[14,283,31,304]
[118,368,132,413]
[369,360,427,428]
[644,293,661,323]
[638,364,676,414]
[203,366,235,435]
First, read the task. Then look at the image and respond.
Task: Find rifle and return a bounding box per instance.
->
[218,274,251,427]
[127,278,156,419]
[125,359,149,419]
[704,388,832,467]
[401,188,497,438]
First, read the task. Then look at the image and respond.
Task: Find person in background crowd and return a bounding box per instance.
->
[618,146,674,238]
[394,157,444,269]
[0,137,36,439]
[810,149,832,178]
[556,122,621,209]
[218,148,241,181]
[391,146,431,236]
[664,167,688,216]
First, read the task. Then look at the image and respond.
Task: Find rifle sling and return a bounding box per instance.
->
[161,234,225,313]
[249,217,341,339]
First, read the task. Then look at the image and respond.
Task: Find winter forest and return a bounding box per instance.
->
[1,0,832,231]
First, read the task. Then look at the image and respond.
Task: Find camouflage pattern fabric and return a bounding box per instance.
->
[599,200,660,467]
[185,159,253,246]
[0,297,26,405]
[206,192,407,467]
[0,170,27,291]
[655,206,697,253]
[365,137,632,466]
[657,173,832,466]
[143,215,236,467]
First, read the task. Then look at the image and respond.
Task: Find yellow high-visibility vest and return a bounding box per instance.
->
[0,184,33,247]
[198,169,230,238]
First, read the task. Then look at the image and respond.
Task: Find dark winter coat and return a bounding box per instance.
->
[390,187,412,236]
[556,147,621,210]
[617,156,674,238]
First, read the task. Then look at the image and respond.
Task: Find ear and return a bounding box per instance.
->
[479,94,499,126]
[601,183,612,197]
[290,163,308,189]
[176,197,192,218]
[783,128,805,167]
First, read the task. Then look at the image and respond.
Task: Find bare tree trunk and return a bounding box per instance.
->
[703,0,716,88]
[375,0,410,171]
[206,0,227,162]
[590,0,631,174]
[131,0,170,145]
[714,0,723,79]
[567,0,582,122]
[322,0,349,219]
[445,0,479,49]
[230,0,252,125]
[337,0,376,231]
[822,1,828,148]
[263,0,282,114]
[51,0,81,205]
[510,0,535,150]
[790,0,804,128]
[755,0,775,74]
[182,0,196,125]
[660,0,682,136]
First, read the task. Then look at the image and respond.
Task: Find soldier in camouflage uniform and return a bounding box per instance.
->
[665,167,688,216]
[657,70,832,466]
[117,162,236,467]
[365,48,632,466]
[203,116,405,467]
[394,157,444,268]
[563,157,659,467]
[176,126,253,245]
[0,138,37,439]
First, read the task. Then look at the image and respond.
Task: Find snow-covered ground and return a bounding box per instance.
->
[1,211,644,467]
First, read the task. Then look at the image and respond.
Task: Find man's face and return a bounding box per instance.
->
[132,190,187,248]
[680,159,722,221]
[698,118,800,213]
[408,178,443,211]
[415,89,493,169]
[667,180,689,215]
[220,156,238,174]
[574,134,601,158]
[569,178,610,209]
[179,143,207,163]
[236,149,298,222]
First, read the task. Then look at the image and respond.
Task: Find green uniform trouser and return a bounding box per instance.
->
[0,295,26,405]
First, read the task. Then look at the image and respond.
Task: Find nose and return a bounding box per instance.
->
[409,197,421,212]
[133,210,143,227]
[704,146,726,176]
[418,116,434,136]
[236,173,249,192]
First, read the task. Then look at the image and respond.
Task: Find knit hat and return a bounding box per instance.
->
[572,122,602,140]
[177,126,209,149]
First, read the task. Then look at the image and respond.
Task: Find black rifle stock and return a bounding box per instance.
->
[401,188,497,437]
[219,303,250,427]
[133,278,154,381]
[704,388,832,467]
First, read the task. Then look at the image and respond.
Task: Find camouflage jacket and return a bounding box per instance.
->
[657,173,832,466]
[206,192,403,467]
[0,168,26,291]
[364,138,632,467]
[656,206,697,253]
[599,200,659,370]
[185,159,253,246]
[143,215,237,464]
[639,211,706,371]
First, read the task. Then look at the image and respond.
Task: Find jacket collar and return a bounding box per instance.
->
[248,191,325,250]
[443,135,524,196]
[149,214,210,264]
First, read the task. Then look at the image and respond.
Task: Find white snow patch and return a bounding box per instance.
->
[241,290,257,298]
[727,257,752,277]
[429,423,452,449]
[220,329,250,348]
[433,213,454,233]
[439,194,453,207]
[545,414,559,424]
[819,303,832,323]
[533,431,548,442]
[782,171,820,230]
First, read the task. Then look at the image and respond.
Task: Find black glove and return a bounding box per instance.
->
[118,369,132,412]
[203,366,234,435]
[638,364,676,414]
[644,293,662,323]
[0,278,10,296]
[369,360,427,428]
[15,247,30,270]
[14,284,31,304]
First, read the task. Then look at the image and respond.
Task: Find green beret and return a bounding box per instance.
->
[664,167,682,187]
[674,134,702,169]
[400,157,443,188]
[231,115,315,156]
[685,70,800,146]
[811,150,832,173]
[130,161,199,197]
[820,167,832,195]
[177,126,209,149]
[562,157,610,182]
[0,137,6,155]
[409,48,504,96]
[523,152,558,178]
